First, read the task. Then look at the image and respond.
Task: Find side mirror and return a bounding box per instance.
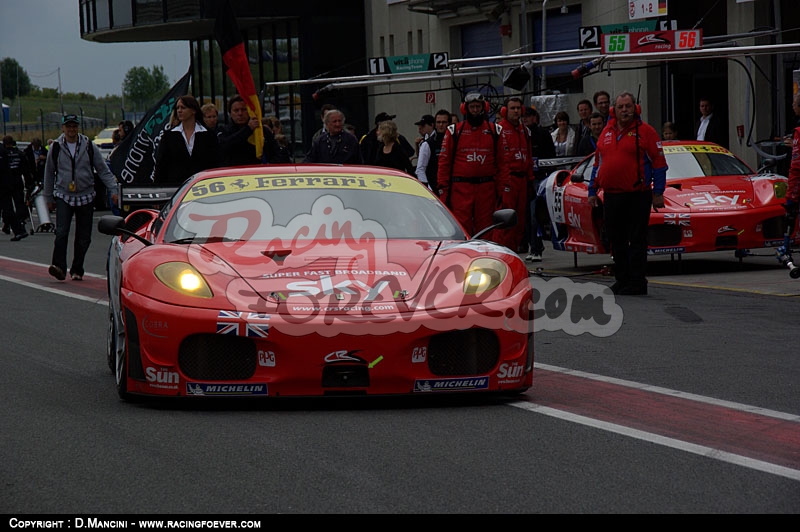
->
[97,215,152,246]
[757,158,776,174]
[471,209,517,241]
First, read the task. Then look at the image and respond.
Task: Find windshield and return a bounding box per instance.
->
[663,145,753,180]
[163,173,465,243]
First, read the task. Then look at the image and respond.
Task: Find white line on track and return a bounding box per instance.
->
[512,363,800,481]
[535,363,800,422]
[0,255,108,306]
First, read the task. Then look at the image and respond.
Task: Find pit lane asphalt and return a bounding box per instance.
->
[519,246,800,297]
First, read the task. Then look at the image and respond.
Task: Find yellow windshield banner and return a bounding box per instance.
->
[663,144,732,155]
[184,173,429,202]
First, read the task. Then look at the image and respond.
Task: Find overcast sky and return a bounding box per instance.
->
[0,1,190,98]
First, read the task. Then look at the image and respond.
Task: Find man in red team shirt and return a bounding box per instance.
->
[493,96,532,250]
[437,92,510,237]
[783,92,800,256]
[588,91,667,295]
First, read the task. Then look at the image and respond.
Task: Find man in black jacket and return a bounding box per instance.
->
[522,107,556,261]
[2,136,30,233]
[218,95,281,166]
[414,110,450,191]
[695,97,728,148]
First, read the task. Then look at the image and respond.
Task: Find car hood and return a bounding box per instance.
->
[663,174,757,212]
[202,239,520,315]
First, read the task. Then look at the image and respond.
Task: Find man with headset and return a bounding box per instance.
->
[588,92,667,295]
[437,92,509,237]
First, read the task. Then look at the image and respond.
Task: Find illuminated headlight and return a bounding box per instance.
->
[774,181,787,199]
[463,258,507,295]
[154,262,213,298]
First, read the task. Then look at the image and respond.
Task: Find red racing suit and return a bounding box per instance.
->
[437,120,510,236]
[493,117,532,249]
[787,125,800,204]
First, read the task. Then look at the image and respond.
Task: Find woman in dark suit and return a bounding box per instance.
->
[154,95,219,184]
[373,120,414,176]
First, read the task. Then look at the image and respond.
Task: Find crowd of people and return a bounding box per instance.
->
[7,87,794,299]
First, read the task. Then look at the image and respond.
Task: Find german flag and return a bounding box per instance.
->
[213,0,264,159]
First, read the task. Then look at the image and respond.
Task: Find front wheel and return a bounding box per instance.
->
[112,310,131,401]
[106,310,115,373]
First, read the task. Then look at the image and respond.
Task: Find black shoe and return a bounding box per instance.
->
[609,281,627,294]
[618,284,648,295]
[10,232,28,242]
[48,264,66,281]
[1,224,9,235]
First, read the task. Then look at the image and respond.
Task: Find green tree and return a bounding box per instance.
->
[122,65,170,109]
[1,58,32,99]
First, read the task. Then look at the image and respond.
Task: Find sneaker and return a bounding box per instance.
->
[71,273,83,281]
[48,265,66,281]
[10,232,28,242]
[529,254,542,262]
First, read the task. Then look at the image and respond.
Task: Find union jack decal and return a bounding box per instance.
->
[216,311,271,338]
[664,213,691,226]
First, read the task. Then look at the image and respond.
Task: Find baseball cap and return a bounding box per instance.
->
[62,114,80,125]
[414,114,435,126]
[374,112,396,125]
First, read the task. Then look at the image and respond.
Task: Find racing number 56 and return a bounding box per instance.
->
[677,31,698,49]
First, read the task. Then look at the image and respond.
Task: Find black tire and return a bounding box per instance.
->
[112,308,130,401]
[106,309,115,373]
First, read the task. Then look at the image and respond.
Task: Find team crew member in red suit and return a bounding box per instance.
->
[494,96,532,250]
[437,92,510,237]
[783,92,800,253]
[785,93,800,221]
[588,91,667,295]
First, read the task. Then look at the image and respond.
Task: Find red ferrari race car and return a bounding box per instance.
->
[538,141,794,257]
[99,165,534,400]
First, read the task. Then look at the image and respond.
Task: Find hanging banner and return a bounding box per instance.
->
[214,0,264,159]
[109,68,191,185]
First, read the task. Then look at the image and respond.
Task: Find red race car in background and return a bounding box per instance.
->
[538,141,794,257]
[99,165,533,400]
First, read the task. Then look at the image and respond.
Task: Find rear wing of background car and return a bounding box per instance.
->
[539,156,584,172]
[116,183,179,213]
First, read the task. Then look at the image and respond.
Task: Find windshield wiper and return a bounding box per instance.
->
[168,236,241,244]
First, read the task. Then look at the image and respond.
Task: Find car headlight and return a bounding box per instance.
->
[774,181,787,199]
[463,258,507,295]
[154,262,213,298]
